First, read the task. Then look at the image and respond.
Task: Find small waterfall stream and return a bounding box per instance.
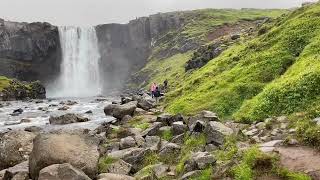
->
[47,26,102,98]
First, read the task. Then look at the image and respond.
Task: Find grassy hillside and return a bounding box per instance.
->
[162,3,320,123]
[0,76,11,91]
[131,8,288,90]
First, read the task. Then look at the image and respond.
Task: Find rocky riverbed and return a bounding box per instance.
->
[0,96,116,133]
[0,93,319,180]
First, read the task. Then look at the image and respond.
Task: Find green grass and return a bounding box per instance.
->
[176,133,207,174]
[158,3,320,123]
[134,52,193,90]
[98,156,117,173]
[181,9,288,40]
[0,76,11,91]
[161,129,174,141]
[127,116,150,130]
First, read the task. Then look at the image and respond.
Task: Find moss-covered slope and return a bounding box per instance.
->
[130,9,287,90]
[163,3,320,122]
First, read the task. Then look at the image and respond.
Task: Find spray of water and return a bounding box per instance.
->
[47,26,102,98]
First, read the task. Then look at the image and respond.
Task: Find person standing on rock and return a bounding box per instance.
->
[154,86,161,103]
[150,82,157,98]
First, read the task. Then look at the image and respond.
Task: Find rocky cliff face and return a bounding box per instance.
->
[0,19,61,84]
[96,13,185,92]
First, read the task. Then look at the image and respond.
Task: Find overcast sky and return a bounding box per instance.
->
[0,0,316,26]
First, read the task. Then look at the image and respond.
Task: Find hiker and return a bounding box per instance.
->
[163,79,168,90]
[150,82,157,98]
[154,86,161,103]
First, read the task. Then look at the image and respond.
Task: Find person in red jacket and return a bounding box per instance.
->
[150,82,157,98]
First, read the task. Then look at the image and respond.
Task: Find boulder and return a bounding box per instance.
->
[231,34,241,40]
[135,163,169,179]
[143,136,161,151]
[49,113,89,125]
[156,113,174,126]
[141,122,162,137]
[38,163,91,180]
[29,133,99,179]
[108,148,149,173]
[199,110,219,121]
[159,143,180,157]
[119,136,136,149]
[2,161,29,180]
[97,173,134,180]
[190,120,206,132]
[101,159,132,175]
[172,121,187,135]
[205,121,233,145]
[134,108,147,116]
[121,115,133,124]
[104,101,137,119]
[24,126,42,133]
[181,170,202,180]
[0,131,36,170]
[186,152,216,171]
[171,134,185,145]
[136,95,156,111]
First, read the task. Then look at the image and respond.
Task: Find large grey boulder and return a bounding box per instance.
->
[141,122,163,137]
[38,163,91,180]
[159,143,180,157]
[104,101,137,119]
[133,94,156,111]
[97,173,134,180]
[29,133,99,179]
[119,136,136,149]
[143,136,161,151]
[172,121,187,135]
[185,152,216,172]
[156,113,174,126]
[49,113,89,125]
[0,131,36,170]
[2,161,29,180]
[101,159,132,175]
[108,147,145,160]
[205,121,233,145]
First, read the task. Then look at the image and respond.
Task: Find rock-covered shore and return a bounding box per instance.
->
[0,92,316,180]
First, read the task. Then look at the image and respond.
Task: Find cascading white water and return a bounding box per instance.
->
[47,26,102,98]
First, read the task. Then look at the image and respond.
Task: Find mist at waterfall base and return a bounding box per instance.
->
[47,26,102,98]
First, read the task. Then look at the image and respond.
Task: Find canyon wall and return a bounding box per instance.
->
[96,12,185,92]
[0,19,61,84]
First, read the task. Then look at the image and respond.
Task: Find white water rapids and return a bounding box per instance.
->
[47,26,102,98]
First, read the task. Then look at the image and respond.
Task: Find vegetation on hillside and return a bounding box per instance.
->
[146,3,320,123]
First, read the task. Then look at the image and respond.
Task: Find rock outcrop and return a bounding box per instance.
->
[49,113,89,125]
[0,79,46,101]
[96,12,185,92]
[38,163,91,180]
[0,131,36,170]
[0,20,61,83]
[29,133,100,179]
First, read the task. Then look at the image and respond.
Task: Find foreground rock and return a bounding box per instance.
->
[205,121,233,145]
[97,173,134,180]
[38,163,91,180]
[1,161,29,180]
[49,113,89,125]
[104,101,137,119]
[29,133,99,179]
[0,131,36,170]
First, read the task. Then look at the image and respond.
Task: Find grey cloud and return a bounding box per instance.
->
[0,0,316,26]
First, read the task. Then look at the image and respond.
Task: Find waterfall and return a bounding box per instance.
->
[47,26,102,98]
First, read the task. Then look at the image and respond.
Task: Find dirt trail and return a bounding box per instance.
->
[275,146,320,178]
